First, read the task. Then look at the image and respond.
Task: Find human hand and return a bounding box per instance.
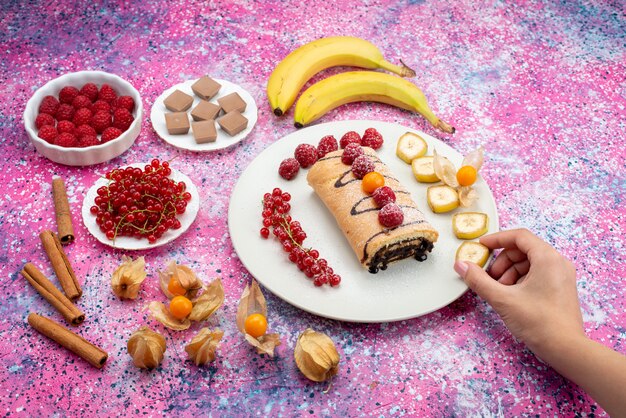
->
[454,229,585,358]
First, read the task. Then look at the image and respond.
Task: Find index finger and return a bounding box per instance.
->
[479,229,549,254]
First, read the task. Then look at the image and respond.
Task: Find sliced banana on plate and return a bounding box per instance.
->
[452,212,489,239]
[412,156,440,183]
[427,185,459,213]
[455,241,490,267]
[396,132,428,164]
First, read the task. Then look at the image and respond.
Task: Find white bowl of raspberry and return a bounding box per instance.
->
[23,71,143,166]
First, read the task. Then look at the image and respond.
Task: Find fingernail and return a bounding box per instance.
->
[454,260,469,277]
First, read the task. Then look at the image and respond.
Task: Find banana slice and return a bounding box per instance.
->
[455,241,490,267]
[452,212,489,239]
[396,132,428,164]
[412,156,439,183]
[427,185,459,213]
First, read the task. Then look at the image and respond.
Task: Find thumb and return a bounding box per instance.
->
[454,261,503,304]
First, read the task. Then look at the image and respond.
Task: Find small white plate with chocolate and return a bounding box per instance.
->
[150,77,258,151]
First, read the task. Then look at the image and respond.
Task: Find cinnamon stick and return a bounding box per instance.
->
[20,263,84,326]
[28,313,107,369]
[52,177,74,245]
[39,230,82,300]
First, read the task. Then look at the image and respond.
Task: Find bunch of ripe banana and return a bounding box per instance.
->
[266,36,455,134]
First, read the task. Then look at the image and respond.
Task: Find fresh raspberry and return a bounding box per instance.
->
[340,131,361,149]
[378,203,404,228]
[98,84,117,103]
[78,135,100,147]
[372,186,396,207]
[294,144,318,168]
[114,95,135,112]
[351,155,375,179]
[91,111,112,133]
[112,108,134,131]
[55,104,75,121]
[72,107,93,126]
[39,95,60,116]
[38,125,58,143]
[317,135,338,158]
[278,158,300,180]
[71,95,92,110]
[75,124,97,139]
[80,83,99,102]
[341,143,364,165]
[59,86,80,104]
[35,113,55,129]
[101,127,123,143]
[361,128,384,150]
[55,132,78,147]
[57,120,75,134]
[92,100,111,114]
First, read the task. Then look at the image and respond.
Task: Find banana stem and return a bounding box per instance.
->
[434,119,456,134]
[378,59,416,78]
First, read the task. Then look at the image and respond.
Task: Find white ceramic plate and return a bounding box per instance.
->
[82,163,200,250]
[150,79,258,151]
[229,120,499,323]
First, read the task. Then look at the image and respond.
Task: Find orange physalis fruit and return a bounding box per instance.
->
[456,165,477,187]
[244,313,268,338]
[362,172,385,194]
[169,295,193,320]
[167,277,187,296]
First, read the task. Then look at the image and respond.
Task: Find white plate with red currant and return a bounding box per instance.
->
[229,120,499,323]
[82,160,200,250]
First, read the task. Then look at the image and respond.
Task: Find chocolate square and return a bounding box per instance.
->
[192,120,217,144]
[192,76,221,100]
[164,89,193,112]
[217,111,248,136]
[165,112,190,135]
[217,92,247,114]
[191,100,221,121]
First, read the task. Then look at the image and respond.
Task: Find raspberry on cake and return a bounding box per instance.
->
[341,143,364,165]
[351,155,375,179]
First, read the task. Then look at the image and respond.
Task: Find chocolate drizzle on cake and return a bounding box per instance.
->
[350,191,410,216]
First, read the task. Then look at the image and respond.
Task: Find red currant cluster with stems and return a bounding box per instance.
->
[90,159,192,243]
[260,188,341,287]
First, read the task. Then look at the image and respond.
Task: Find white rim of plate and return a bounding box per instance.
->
[81,163,200,250]
[150,78,258,152]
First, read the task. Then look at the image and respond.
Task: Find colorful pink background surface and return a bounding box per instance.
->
[1,0,625,416]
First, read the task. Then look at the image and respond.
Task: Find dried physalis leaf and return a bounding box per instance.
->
[111,256,147,299]
[189,278,224,322]
[462,146,485,171]
[158,261,202,300]
[458,186,478,207]
[294,328,340,382]
[147,301,191,331]
[245,333,281,357]
[127,326,166,369]
[433,149,459,188]
[185,328,224,366]
[237,280,281,357]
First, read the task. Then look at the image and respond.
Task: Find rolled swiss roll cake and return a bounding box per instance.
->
[307,147,438,273]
